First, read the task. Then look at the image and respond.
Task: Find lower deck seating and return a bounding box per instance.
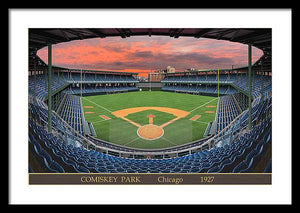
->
[29,73,139,99]
[29,74,68,100]
[162,74,271,98]
[161,84,236,95]
[58,94,85,135]
[64,86,139,95]
[215,95,240,133]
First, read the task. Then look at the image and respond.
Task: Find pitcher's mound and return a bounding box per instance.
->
[137,124,164,140]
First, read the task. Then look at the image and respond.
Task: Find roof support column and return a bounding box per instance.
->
[248,44,252,130]
[47,43,52,132]
[34,60,37,105]
[261,61,264,102]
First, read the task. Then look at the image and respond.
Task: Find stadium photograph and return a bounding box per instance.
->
[28,28,272,182]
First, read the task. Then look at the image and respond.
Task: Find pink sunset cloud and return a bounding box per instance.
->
[37,35,263,76]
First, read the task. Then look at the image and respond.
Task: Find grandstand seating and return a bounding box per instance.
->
[232,75,271,99]
[29,73,139,99]
[65,73,139,83]
[64,86,139,95]
[28,69,272,174]
[161,73,271,98]
[162,74,237,84]
[58,94,85,135]
[215,95,240,133]
[28,85,272,173]
[161,84,237,95]
[29,73,68,100]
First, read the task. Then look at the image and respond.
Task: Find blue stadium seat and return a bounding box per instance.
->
[232,161,248,173]
[75,165,90,173]
[264,160,272,173]
[239,158,254,173]
[207,165,220,173]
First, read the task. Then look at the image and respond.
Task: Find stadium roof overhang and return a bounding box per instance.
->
[29,28,271,72]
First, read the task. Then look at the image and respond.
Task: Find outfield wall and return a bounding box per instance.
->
[137,82,163,91]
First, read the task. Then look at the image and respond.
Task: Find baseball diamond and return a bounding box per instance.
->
[81,91,218,149]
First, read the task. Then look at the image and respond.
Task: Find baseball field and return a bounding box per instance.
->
[82,91,218,150]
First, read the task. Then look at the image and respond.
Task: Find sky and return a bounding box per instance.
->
[37,36,263,77]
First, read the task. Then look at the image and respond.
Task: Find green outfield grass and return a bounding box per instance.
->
[82,91,218,149]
